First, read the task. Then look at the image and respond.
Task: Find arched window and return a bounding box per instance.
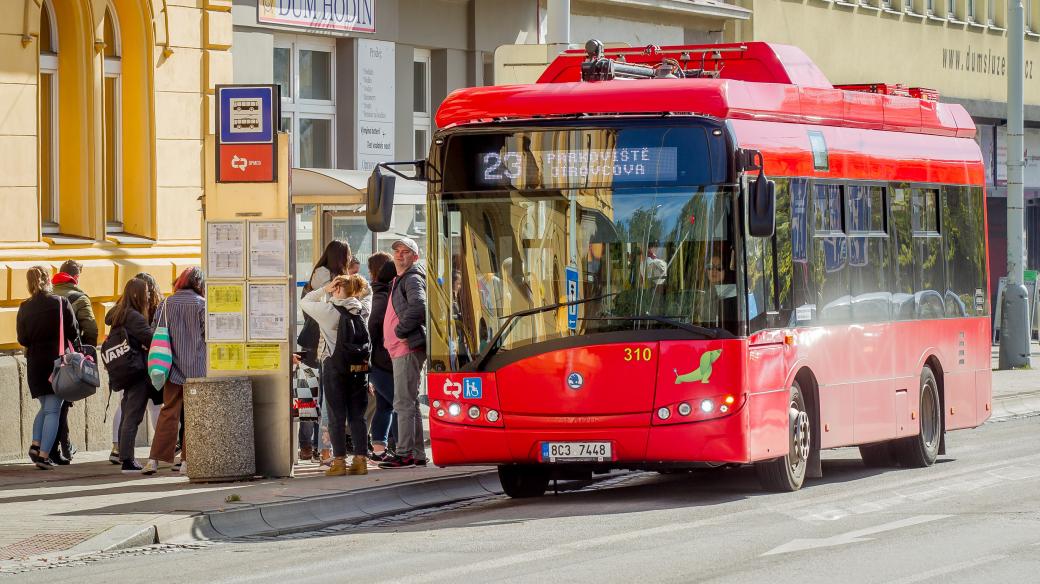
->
[39,0,59,233]
[103,6,122,232]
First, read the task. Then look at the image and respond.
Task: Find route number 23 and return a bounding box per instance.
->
[623,347,652,361]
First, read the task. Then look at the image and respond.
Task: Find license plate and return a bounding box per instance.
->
[541,441,611,462]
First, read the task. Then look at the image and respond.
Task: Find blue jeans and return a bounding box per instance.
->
[32,394,63,454]
[370,366,396,445]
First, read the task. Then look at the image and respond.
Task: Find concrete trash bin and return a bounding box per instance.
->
[183,376,256,482]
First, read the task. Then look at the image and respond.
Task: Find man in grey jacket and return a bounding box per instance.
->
[379,237,428,468]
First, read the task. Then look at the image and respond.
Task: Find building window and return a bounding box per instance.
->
[103,6,122,232]
[275,35,336,168]
[988,0,996,23]
[967,0,976,20]
[413,48,431,160]
[926,0,935,14]
[39,0,59,234]
[947,0,957,18]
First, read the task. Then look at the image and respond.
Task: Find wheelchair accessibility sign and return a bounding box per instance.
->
[463,377,482,399]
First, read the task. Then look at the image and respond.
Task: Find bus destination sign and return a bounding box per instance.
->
[478,147,678,187]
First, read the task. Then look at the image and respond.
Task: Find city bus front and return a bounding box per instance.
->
[420,118,762,495]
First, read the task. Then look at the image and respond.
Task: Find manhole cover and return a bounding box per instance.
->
[0,532,92,560]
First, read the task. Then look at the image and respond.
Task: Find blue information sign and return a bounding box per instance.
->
[463,377,482,399]
[566,265,579,331]
[217,86,276,144]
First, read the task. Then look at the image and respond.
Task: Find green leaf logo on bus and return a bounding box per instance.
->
[674,349,722,384]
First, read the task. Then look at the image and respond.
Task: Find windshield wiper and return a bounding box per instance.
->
[582,315,728,339]
[467,293,617,372]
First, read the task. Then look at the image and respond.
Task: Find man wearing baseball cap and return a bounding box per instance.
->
[379,237,429,468]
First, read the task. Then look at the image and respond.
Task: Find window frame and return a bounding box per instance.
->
[413,48,432,160]
[103,4,123,233]
[39,0,59,234]
[275,34,336,168]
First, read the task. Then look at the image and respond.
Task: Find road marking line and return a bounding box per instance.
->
[881,553,1006,584]
[762,515,950,556]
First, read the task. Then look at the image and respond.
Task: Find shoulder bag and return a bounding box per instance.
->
[50,297,101,401]
[147,300,173,390]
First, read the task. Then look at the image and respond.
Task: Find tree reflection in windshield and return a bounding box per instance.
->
[428,187,742,370]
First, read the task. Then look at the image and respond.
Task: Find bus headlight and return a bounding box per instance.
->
[467,405,481,419]
[448,403,462,417]
[677,402,692,416]
[657,407,671,420]
[486,409,500,422]
[700,399,715,413]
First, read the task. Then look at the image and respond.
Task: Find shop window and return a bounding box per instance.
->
[276,35,335,168]
[103,5,123,233]
[414,48,432,160]
[39,0,59,234]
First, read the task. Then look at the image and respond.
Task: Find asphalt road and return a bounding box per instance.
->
[12,414,1040,584]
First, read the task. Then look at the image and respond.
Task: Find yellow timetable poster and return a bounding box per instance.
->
[209,284,244,312]
[246,343,281,371]
[209,343,245,371]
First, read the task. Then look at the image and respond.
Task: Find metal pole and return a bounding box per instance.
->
[999,0,1031,369]
[546,0,571,55]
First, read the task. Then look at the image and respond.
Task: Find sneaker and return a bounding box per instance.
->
[326,457,347,477]
[172,461,181,472]
[51,453,71,466]
[414,458,428,467]
[108,449,121,465]
[141,460,159,475]
[121,460,143,474]
[369,450,392,463]
[347,456,368,475]
[34,457,56,471]
[378,455,415,469]
[179,460,187,475]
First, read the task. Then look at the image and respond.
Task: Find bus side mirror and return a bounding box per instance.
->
[748,173,776,238]
[366,167,396,232]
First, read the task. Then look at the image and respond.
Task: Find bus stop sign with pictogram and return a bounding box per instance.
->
[215,85,280,183]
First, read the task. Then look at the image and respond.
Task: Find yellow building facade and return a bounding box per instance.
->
[0,0,234,348]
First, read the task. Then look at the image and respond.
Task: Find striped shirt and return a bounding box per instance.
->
[156,289,207,385]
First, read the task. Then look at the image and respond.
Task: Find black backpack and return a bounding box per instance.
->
[100,325,146,391]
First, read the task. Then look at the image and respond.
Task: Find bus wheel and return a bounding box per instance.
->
[893,367,942,468]
[498,465,549,498]
[858,442,897,468]
[755,381,810,492]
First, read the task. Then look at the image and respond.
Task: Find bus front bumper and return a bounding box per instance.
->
[429,408,750,467]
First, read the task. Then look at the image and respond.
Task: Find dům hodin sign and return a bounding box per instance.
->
[258,0,375,33]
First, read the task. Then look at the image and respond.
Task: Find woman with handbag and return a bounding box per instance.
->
[107,273,166,464]
[103,279,155,473]
[16,266,81,470]
[142,267,206,476]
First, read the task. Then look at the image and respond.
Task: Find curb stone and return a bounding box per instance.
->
[158,470,501,544]
[991,390,1040,420]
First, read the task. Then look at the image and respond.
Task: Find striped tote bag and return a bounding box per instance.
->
[147,300,173,390]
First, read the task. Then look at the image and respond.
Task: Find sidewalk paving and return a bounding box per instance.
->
[0,449,496,569]
[1,348,1038,569]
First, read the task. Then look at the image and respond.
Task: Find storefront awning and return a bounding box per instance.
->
[290,167,427,206]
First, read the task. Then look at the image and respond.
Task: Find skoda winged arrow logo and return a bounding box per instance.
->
[566,372,584,390]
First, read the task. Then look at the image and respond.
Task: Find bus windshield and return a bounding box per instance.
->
[425,124,743,371]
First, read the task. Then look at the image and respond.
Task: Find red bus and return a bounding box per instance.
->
[367,40,991,497]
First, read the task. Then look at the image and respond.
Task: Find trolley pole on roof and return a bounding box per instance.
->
[999,0,1031,369]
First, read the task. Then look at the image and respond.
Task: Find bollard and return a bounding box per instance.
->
[183,376,256,482]
[999,284,1032,369]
